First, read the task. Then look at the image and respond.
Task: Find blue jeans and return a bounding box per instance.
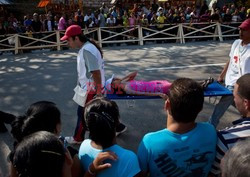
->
[208,85,235,128]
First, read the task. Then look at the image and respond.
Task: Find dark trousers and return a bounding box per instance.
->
[73,93,95,141]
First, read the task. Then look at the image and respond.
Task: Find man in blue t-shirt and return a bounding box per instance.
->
[137,78,217,177]
[24,15,32,27]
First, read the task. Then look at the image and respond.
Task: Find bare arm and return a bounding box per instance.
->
[84,152,118,177]
[10,163,18,177]
[121,71,138,82]
[92,70,102,95]
[124,85,167,99]
[71,155,83,177]
[218,60,229,83]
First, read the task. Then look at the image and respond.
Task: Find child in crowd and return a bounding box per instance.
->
[11,131,118,177]
[10,101,116,177]
[79,98,141,177]
[10,131,74,177]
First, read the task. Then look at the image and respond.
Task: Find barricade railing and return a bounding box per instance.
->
[220,22,240,38]
[0,22,241,54]
[182,22,221,43]
[141,23,183,44]
[0,34,16,53]
[99,25,140,47]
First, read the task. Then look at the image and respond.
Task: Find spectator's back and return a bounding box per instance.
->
[137,78,217,177]
[138,122,216,177]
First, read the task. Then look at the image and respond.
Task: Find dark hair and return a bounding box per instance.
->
[236,73,250,100]
[11,101,61,142]
[221,138,250,177]
[84,98,119,148]
[72,34,103,58]
[13,131,65,177]
[168,78,204,123]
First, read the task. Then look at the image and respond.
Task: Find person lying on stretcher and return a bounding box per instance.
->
[105,71,171,99]
[105,71,214,99]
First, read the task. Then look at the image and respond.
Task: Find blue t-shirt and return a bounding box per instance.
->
[24,19,32,27]
[137,122,217,177]
[79,139,141,177]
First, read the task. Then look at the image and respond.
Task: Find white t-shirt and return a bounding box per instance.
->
[232,15,240,22]
[88,21,95,28]
[77,42,105,90]
[106,18,116,25]
[47,20,52,31]
[225,39,250,86]
[84,15,90,22]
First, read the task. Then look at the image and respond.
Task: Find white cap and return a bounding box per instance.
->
[158,7,163,11]
[105,74,114,92]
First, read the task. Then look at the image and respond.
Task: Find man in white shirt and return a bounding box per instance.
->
[106,14,116,27]
[210,73,250,176]
[45,14,55,32]
[61,25,105,144]
[209,18,250,127]
[61,25,127,144]
[84,11,91,27]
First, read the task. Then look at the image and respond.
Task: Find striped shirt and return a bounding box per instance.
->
[211,117,250,175]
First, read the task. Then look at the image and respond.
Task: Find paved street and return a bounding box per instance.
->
[0,41,240,176]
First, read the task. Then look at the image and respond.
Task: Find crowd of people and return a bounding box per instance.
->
[1,74,250,177]
[0,16,250,177]
[0,1,250,36]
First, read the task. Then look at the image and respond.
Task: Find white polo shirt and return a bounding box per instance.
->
[225,39,250,86]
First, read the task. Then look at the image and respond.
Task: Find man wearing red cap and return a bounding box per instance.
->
[61,25,105,144]
[209,18,250,127]
[61,25,127,144]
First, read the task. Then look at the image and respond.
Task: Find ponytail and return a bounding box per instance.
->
[11,101,61,143]
[84,98,119,149]
[73,34,103,58]
[89,38,103,59]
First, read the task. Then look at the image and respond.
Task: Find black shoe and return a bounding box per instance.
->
[116,123,127,136]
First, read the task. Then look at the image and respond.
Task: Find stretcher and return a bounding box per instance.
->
[106,82,232,100]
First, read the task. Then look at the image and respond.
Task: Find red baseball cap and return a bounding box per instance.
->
[61,25,82,41]
[239,19,250,31]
